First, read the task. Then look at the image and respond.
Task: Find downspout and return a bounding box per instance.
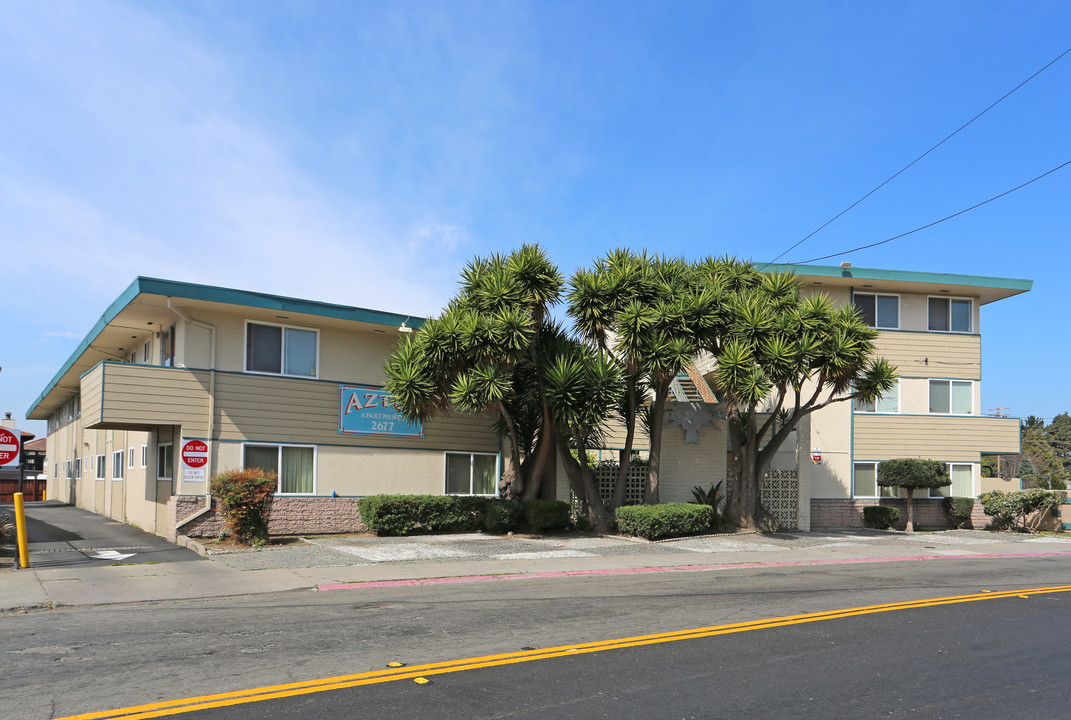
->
[167,299,217,533]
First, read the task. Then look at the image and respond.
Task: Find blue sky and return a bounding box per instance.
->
[2,1,1068,436]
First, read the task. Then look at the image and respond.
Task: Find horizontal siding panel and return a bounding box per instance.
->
[87,363,210,432]
[853,414,1019,462]
[872,331,980,380]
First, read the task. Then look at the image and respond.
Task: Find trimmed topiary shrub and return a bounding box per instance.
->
[877,458,950,532]
[615,503,712,540]
[978,489,1062,532]
[942,496,974,529]
[863,505,900,530]
[524,499,572,534]
[483,499,524,533]
[210,467,278,546]
[357,495,485,536]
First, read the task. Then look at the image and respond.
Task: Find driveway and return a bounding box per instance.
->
[0,500,200,568]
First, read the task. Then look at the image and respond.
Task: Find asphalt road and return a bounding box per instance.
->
[5,554,1071,719]
[0,501,198,568]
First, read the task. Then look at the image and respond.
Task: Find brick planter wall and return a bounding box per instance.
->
[166,495,366,541]
[811,498,956,531]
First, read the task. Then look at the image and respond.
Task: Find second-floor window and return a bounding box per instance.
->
[856,380,900,413]
[928,297,971,333]
[853,293,899,329]
[929,379,972,415]
[245,322,318,377]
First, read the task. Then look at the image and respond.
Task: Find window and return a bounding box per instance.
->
[160,325,176,367]
[128,447,135,468]
[856,380,900,413]
[157,443,174,480]
[113,450,125,480]
[929,380,972,415]
[932,463,973,498]
[245,322,318,377]
[928,297,971,333]
[74,397,80,420]
[243,444,315,494]
[852,462,897,498]
[141,445,148,468]
[445,452,498,496]
[65,460,71,478]
[143,340,151,363]
[96,454,106,479]
[53,463,58,479]
[853,293,899,329]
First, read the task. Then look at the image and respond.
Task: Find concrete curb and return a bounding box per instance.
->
[176,535,208,557]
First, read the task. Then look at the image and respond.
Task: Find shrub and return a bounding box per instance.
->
[357,495,485,536]
[978,489,1062,533]
[942,496,974,529]
[877,458,950,531]
[483,499,524,533]
[524,499,572,534]
[690,481,725,531]
[210,468,278,546]
[615,503,712,540]
[863,505,900,530]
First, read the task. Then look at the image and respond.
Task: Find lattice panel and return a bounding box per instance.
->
[592,461,648,507]
[760,468,800,530]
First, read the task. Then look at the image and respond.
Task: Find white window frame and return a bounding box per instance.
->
[141,445,148,468]
[157,443,174,481]
[927,295,973,334]
[855,379,900,414]
[928,379,973,415]
[142,340,151,363]
[96,454,106,479]
[128,447,135,468]
[243,320,320,379]
[241,442,317,496]
[852,292,900,330]
[852,461,899,499]
[931,463,975,498]
[444,451,500,497]
[65,460,71,478]
[112,450,125,480]
[74,457,81,479]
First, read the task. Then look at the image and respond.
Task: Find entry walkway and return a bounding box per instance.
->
[4,502,1071,613]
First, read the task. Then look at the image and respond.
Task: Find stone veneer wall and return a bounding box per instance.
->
[811,497,1064,532]
[166,495,366,541]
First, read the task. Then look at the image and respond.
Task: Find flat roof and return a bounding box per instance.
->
[27,277,425,419]
[763,264,1032,304]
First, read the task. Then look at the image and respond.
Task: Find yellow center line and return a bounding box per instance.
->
[57,584,1071,720]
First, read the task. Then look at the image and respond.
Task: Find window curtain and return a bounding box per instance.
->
[281,446,314,494]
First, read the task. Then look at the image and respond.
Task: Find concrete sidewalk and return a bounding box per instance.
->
[5,527,1071,613]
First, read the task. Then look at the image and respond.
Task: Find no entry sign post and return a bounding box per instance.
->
[181,439,209,483]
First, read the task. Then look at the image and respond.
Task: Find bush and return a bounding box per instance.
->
[978,489,1062,533]
[210,468,278,546]
[615,503,712,540]
[483,499,524,533]
[690,482,725,531]
[524,499,572,534]
[863,505,900,530]
[358,495,485,536]
[942,496,974,529]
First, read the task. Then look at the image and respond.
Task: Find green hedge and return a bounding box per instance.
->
[524,499,572,534]
[357,495,486,536]
[483,499,525,533]
[942,496,974,529]
[615,503,712,540]
[863,505,900,530]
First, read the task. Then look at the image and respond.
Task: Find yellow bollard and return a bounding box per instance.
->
[41,488,46,502]
[14,492,30,569]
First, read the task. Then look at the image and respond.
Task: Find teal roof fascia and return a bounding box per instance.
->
[761,264,1033,292]
[27,277,427,418]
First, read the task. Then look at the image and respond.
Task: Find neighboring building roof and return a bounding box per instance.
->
[27,277,426,420]
[763,264,1032,305]
[24,438,46,452]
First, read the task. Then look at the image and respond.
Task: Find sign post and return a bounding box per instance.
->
[180,440,209,483]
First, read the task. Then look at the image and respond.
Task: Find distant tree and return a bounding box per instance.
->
[877,459,950,532]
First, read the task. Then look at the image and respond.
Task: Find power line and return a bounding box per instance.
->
[793,159,1071,264]
[761,45,1071,268]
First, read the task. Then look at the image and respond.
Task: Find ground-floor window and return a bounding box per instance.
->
[112,450,125,480]
[852,462,897,498]
[74,457,81,479]
[445,452,498,496]
[931,463,973,498]
[157,443,173,480]
[243,444,315,494]
[65,460,71,479]
[96,454,106,479]
[141,445,148,468]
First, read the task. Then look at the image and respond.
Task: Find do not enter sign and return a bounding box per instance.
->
[181,439,209,482]
[0,427,20,467]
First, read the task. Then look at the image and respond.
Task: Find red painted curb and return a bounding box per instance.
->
[316,551,1071,592]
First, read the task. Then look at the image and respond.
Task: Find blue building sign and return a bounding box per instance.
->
[338,384,424,438]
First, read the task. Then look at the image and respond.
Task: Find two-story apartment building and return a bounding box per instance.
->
[27,277,505,539]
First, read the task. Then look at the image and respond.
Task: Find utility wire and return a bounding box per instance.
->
[762,45,1071,268]
[794,159,1071,264]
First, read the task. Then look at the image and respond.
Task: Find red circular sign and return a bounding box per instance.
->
[181,440,208,468]
[0,428,20,466]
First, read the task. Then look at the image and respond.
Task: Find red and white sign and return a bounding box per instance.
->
[180,439,209,482]
[0,427,20,467]
[811,447,822,465]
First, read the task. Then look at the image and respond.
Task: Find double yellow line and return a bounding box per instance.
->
[58,584,1071,720]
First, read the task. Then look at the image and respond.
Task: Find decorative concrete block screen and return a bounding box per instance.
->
[593,461,648,506]
[760,469,800,530]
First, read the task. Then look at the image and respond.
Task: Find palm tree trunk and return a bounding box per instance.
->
[644,379,669,505]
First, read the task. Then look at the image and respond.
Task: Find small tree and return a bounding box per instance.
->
[210,468,278,546]
[876,459,949,532]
